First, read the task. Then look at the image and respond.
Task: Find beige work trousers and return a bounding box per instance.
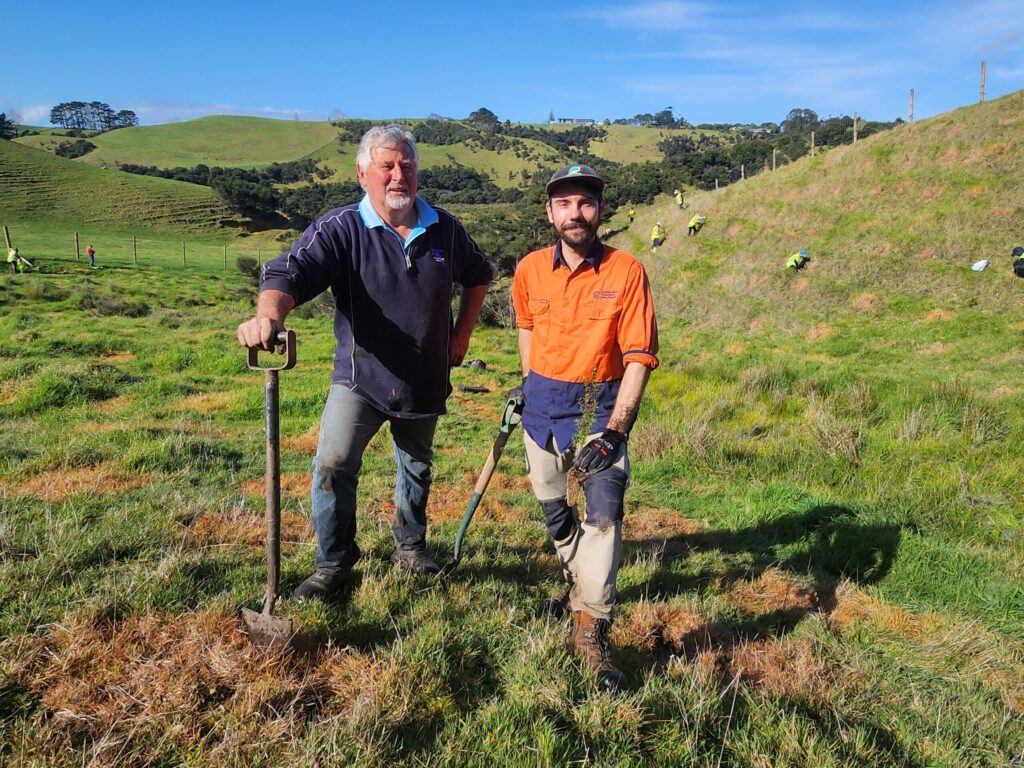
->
[523,430,628,620]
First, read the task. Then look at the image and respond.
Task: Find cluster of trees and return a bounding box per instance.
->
[49,101,138,132]
[776,108,902,161]
[0,113,16,139]
[613,107,689,128]
[120,159,327,224]
[55,139,98,159]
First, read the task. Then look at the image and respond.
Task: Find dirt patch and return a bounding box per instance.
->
[851,293,879,310]
[99,351,134,363]
[191,509,309,547]
[424,482,530,524]
[917,342,955,356]
[916,245,936,261]
[625,507,707,543]
[282,428,319,455]
[922,186,943,201]
[7,467,155,501]
[870,185,885,197]
[938,147,958,167]
[724,341,746,356]
[805,324,833,342]
[747,315,773,333]
[242,472,310,499]
[726,223,743,238]
[924,308,955,322]
[967,185,985,199]
[993,207,1018,219]
[791,277,809,293]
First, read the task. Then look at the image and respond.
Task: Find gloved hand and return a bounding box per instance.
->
[572,429,626,473]
[506,378,526,413]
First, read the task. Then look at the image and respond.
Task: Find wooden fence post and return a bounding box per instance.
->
[75,231,80,260]
[223,245,227,268]
[740,164,745,180]
[3,225,11,251]
[715,178,719,191]
[909,88,915,126]
[853,113,858,143]
[810,131,815,157]
[133,236,138,264]
[182,240,186,266]
[772,148,777,171]
[980,61,986,102]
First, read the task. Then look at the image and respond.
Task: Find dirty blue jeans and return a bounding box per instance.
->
[312,384,437,573]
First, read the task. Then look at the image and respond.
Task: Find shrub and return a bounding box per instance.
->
[236,256,260,286]
[79,293,150,317]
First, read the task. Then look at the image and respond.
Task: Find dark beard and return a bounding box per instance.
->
[559,221,597,250]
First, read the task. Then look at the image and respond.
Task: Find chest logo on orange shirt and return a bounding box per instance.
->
[593,290,618,300]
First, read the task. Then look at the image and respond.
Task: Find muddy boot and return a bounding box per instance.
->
[571,610,624,695]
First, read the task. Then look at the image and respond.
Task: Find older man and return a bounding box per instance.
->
[512,164,659,693]
[237,124,493,599]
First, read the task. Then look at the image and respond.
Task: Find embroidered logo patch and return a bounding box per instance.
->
[593,290,618,300]
[431,249,446,263]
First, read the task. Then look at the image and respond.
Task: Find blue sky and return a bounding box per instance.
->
[6,0,1022,127]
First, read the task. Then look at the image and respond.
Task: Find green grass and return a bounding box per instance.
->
[1,94,1023,766]
[61,115,339,170]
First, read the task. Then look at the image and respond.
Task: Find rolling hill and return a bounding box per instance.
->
[0,139,228,235]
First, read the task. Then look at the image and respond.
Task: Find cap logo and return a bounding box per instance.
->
[568,165,581,175]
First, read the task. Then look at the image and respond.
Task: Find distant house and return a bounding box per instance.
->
[549,117,596,126]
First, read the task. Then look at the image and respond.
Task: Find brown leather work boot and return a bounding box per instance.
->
[571,611,625,695]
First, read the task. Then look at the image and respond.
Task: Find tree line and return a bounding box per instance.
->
[49,101,138,132]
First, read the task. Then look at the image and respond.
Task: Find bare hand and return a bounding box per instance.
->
[450,331,471,367]
[237,316,286,351]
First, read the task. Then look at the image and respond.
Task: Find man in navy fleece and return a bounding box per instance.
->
[237,124,493,600]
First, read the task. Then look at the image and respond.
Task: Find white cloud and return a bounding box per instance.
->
[13,105,51,125]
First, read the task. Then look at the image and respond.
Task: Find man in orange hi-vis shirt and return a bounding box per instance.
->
[511,164,659,695]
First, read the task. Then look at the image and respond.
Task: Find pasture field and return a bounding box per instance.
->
[1,93,1022,766]
[1,222,1021,766]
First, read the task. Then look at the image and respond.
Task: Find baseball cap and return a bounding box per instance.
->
[546,164,605,197]
[1012,246,1023,257]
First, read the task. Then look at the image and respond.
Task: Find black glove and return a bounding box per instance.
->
[573,429,626,473]
[506,378,526,412]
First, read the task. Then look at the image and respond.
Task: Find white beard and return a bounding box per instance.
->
[386,193,412,211]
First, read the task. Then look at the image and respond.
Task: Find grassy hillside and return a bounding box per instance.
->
[1,95,1022,766]
[0,140,228,235]
[22,116,342,170]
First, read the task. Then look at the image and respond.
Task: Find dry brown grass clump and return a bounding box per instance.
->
[4,467,155,501]
[724,568,820,618]
[615,598,729,659]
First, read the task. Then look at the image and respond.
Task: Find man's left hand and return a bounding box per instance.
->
[573,429,626,473]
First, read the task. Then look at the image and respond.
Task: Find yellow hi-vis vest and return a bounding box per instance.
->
[7,249,16,263]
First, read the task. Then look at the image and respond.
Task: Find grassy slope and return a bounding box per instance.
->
[62,116,337,169]
[1,96,1022,766]
[0,140,227,235]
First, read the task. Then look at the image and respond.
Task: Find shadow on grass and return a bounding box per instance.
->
[616,504,901,674]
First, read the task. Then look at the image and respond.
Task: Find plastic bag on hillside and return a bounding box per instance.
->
[971,259,989,272]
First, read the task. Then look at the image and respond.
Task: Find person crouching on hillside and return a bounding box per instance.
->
[237,124,493,599]
[1012,246,1024,278]
[511,164,659,695]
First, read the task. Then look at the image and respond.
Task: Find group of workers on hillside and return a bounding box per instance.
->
[237,128,658,696]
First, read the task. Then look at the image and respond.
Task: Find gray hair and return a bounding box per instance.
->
[356,123,419,174]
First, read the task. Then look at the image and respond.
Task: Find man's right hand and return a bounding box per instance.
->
[237,316,287,351]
